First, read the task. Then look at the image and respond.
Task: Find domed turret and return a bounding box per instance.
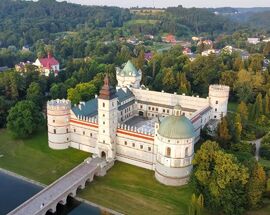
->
[116,60,142,89]
[154,112,195,186]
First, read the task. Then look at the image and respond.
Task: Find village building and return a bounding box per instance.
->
[47,61,229,186]
[247,38,260,45]
[163,34,176,44]
[33,53,60,76]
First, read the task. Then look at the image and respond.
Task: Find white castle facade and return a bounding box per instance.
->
[47,61,230,186]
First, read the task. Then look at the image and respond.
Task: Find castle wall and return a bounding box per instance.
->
[132,88,209,111]
[69,118,98,153]
[116,128,155,170]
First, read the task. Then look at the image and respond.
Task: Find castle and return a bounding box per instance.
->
[47,60,230,186]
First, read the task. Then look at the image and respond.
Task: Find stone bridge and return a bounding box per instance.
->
[8,157,114,215]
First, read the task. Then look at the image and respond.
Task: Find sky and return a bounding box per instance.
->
[58,0,270,8]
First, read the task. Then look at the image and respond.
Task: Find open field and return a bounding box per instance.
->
[78,161,195,215]
[125,19,159,26]
[0,129,89,184]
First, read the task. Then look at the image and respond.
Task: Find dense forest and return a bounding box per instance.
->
[0,0,131,47]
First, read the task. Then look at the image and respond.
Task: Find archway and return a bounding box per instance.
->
[139,111,144,117]
[101,151,106,159]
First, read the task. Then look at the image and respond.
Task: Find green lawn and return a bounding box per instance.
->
[78,162,195,215]
[0,129,89,184]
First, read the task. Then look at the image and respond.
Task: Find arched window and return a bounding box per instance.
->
[103,102,105,108]
[166,147,171,157]
[185,147,189,157]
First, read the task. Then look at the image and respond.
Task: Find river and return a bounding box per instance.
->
[0,172,101,215]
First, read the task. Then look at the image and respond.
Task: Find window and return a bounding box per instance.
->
[168,139,170,143]
[90,133,92,137]
[152,107,154,111]
[54,129,56,134]
[66,128,69,133]
[215,108,217,112]
[103,121,105,125]
[112,102,114,107]
[103,114,105,117]
[140,145,143,149]
[167,110,169,113]
[103,140,105,144]
[140,105,143,109]
[166,147,171,157]
[124,141,127,145]
[163,109,165,113]
[185,147,189,157]
[67,138,69,141]
[152,114,154,117]
[53,120,55,123]
[132,143,135,147]
[103,102,105,108]
[83,131,85,135]
[216,101,218,104]
[156,108,158,111]
[214,115,217,119]
[148,107,151,110]
[148,147,151,151]
[74,129,76,132]
[103,130,105,133]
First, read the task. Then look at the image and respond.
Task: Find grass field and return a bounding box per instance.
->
[78,162,194,215]
[125,19,159,26]
[0,129,89,184]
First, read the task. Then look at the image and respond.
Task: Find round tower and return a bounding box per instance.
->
[47,99,71,150]
[154,106,195,186]
[209,85,230,120]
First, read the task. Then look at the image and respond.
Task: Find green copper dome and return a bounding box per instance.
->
[158,115,195,139]
[120,60,140,77]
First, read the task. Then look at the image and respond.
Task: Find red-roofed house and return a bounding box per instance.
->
[163,34,176,44]
[34,53,60,76]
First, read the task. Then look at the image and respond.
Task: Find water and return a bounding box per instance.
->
[0,172,101,215]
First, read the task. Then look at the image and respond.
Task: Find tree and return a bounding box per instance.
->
[264,94,269,115]
[193,141,249,215]
[67,82,97,104]
[217,117,231,149]
[247,163,266,209]
[7,100,44,138]
[237,101,248,122]
[26,82,43,109]
[162,68,176,93]
[234,113,242,142]
[50,83,67,99]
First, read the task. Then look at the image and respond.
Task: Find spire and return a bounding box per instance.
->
[99,74,116,100]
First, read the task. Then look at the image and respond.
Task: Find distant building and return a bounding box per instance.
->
[144,52,153,62]
[198,39,213,49]
[183,47,192,55]
[33,53,60,76]
[0,66,9,73]
[163,34,176,44]
[247,38,260,45]
[201,49,219,56]
[263,38,270,43]
[22,45,30,52]
[15,61,33,73]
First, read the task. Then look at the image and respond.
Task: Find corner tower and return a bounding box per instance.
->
[116,60,142,89]
[209,85,230,120]
[96,74,118,161]
[47,99,71,150]
[154,106,195,186]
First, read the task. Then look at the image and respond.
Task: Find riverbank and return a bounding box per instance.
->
[0,157,122,215]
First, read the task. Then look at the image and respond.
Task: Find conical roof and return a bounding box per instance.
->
[120,60,140,77]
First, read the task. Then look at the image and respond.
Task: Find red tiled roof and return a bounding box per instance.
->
[39,54,59,69]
